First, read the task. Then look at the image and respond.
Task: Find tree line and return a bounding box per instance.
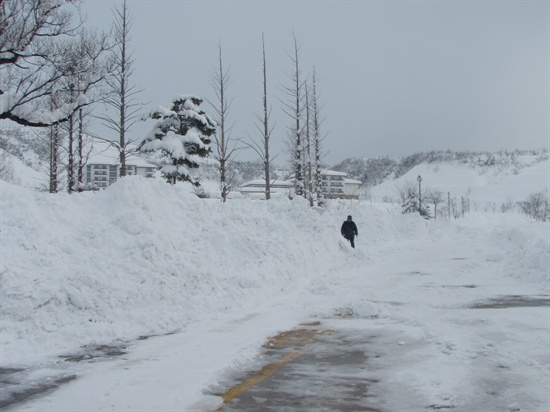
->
[0,0,327,205]
[333,149,548,187]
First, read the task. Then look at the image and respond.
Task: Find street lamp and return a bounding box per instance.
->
[417,175,423,213]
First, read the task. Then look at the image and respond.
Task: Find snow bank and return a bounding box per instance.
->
[1,176,547,370]
[0,178,363,365]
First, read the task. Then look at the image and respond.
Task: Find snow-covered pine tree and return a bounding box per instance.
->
[139,95,216,185]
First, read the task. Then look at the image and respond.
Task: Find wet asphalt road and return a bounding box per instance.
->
[1,295,548,411]
[215,294,550,412]
[216,323,385,412]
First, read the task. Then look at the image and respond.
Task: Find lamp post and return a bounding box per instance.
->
[417,175,422,214]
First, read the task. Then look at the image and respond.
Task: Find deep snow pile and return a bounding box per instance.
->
[0,177,328,364]
[0,176,404,366]
[1,175,548,371]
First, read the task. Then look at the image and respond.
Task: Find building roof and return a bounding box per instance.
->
[87,141,156,168]
[344,178,362,185]
[321,169,348,177]
[240,179,293,188]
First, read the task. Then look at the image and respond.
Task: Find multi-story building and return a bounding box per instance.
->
[237,171,361,200]
[320,170,362,199]
[85,143,157,189]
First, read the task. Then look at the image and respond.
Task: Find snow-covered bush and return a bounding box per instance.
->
[518,191,549,221]
[139,95,216,186]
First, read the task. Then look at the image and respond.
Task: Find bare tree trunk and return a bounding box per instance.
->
[281,33,305,197]
[210,42,237,202]
[310,68,325,206]
[77,107,84,190]
[219,48,227,201]
[304,83,313,206]
[67,112,75,194]
[100,0,143,179]
[262,35,271,201]
[118,0,128,177]
[292,35,303,197]
[49,124,60,193]
[241,34,276,200]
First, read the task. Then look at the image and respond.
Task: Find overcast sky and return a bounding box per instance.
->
[82,0,549,165]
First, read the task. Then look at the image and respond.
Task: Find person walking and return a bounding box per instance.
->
[341,215,358,248]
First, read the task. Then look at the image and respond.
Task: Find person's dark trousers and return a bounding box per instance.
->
[348,233,355,248]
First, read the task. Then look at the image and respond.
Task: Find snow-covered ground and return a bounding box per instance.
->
[369,154,549,208]
[0,157,549,411]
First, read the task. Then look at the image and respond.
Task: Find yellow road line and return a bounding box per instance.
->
[217,326,334,410]
[220,351,303,406]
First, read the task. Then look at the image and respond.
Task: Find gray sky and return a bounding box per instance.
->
[82,0,549,165]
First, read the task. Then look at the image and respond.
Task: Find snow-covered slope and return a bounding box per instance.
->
[1,175,548,361]
[369,155,549,207]
[0,149,44,190]
[0,152,548,411]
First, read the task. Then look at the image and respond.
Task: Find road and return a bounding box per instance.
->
[3,225,549,412]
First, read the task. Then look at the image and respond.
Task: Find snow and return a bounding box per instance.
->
[86,141,156,168]
[0,148,44,189]
[370,156,549,206]
[1,158,549,411]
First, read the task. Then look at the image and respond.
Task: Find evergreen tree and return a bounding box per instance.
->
[139,95,216,185]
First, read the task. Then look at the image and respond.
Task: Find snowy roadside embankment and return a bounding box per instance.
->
[1,176,548,373]
[0,177,423,367]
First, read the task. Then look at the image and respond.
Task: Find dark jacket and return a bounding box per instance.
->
[341,220,358,238]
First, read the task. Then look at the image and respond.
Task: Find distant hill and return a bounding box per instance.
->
[341,150,549,213]
[332,149,548,185]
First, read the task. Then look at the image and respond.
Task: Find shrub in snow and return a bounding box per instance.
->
[518,191,549,222]
[398,180,431,219]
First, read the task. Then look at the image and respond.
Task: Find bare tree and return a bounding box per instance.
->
[47,121,62,192]
[0,0,103,128]
[303,82,314,206]
[209,42,238,202]
[281,32,306,197]
[98,0,144,178]
[309,68,325,206]
[244,34,276,200]
[425,189,444,219]
[56,29,109,193]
